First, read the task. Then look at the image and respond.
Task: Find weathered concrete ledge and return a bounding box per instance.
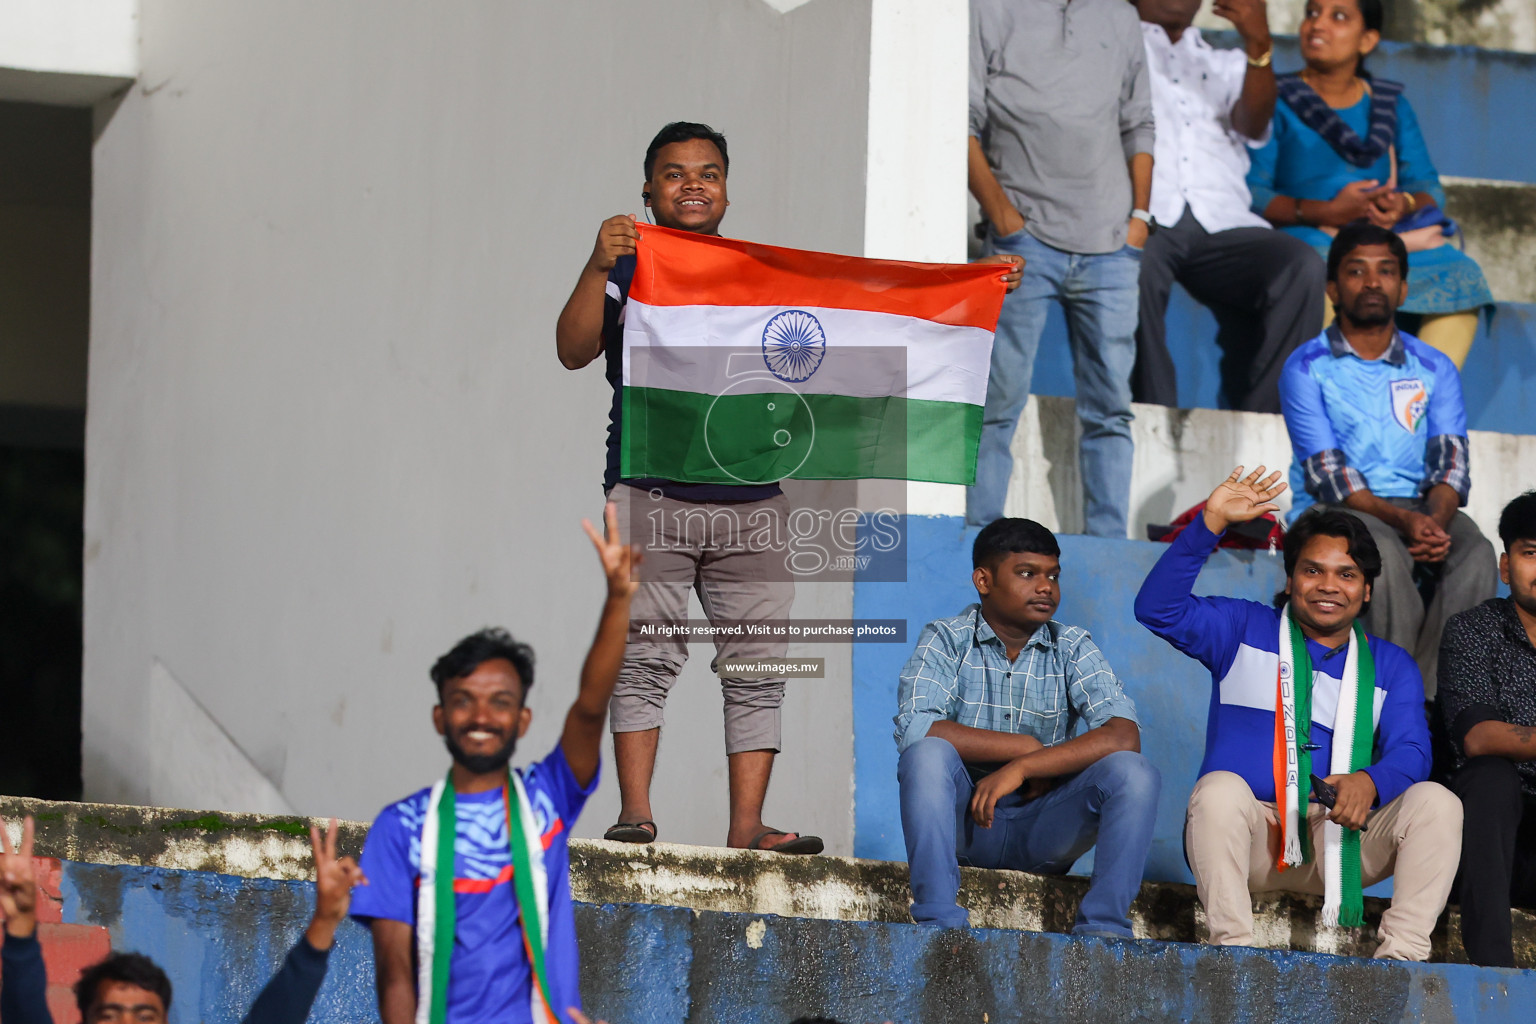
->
[5,796,1533,967]
[1444,177,1536,305]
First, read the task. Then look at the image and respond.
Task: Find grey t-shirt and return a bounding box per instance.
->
[970,0,1155,254]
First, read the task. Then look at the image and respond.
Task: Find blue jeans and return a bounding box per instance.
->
[967,229,1141,537]
[897,736,1161,935]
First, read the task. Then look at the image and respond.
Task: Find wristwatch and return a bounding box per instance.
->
[1247,48,1273,68]
[1131,209,1155,234]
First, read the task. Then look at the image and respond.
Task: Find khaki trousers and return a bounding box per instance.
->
[1185,771,1462,960]
[608,484,795,754]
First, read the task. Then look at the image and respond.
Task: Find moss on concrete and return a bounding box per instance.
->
[0,795,366,880]
[6,796,1533,966]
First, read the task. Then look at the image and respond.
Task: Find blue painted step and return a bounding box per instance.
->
[582,903,1536,1024]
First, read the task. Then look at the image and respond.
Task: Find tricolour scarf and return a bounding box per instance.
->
[1273,604,1377,927]
[1276,72,1405,169]
[415,770,559,1024]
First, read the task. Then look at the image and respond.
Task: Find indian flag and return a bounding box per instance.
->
[620,224,1006,486]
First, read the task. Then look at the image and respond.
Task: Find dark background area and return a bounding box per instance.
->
[0,446,83,798]
[0,99,91,800]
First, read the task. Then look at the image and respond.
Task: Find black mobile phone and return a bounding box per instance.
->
[1309,773,1337,808]
[1310,772,1367,831]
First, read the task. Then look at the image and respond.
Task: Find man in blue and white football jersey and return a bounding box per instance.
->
[1280,221,1497,692]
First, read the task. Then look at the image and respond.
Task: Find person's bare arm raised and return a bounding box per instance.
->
[1218,0,1277,140]
[1201,464,1288,535]
[562,501,640,788]
[556,215,639,370]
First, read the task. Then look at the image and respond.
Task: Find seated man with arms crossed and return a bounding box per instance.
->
[351,506,634,1024]
[895,518,1160,935]
[1136,466,1461,959]
[1279,221,1496,690]
[1437,490,1536,967]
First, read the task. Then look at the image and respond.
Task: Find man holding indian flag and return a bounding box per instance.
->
[556,121,1021,853]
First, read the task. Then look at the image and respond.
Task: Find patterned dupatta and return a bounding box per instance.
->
[1276,72,1405,169]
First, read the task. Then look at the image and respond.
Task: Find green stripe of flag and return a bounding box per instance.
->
[621,386,982,486]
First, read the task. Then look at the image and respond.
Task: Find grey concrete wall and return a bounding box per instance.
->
[84,0,871,852]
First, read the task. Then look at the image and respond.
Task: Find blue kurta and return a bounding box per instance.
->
[1247,88,1493,315]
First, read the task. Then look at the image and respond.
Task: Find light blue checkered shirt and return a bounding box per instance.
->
[893,604,1139,755]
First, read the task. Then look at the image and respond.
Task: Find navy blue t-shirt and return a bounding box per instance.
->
[602,253,780,502]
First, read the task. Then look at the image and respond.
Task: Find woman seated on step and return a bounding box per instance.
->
[1246,0,1493,368]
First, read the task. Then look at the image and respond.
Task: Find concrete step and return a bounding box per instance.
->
[6,797,1536,1023]
[906,395,1536,544]
[569,839,1536,967]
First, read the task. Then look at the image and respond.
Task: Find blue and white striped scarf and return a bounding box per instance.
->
[1277,72,1405,169]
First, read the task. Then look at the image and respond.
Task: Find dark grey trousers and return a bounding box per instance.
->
[1336,498,1499,695]
[1134,208,1326,413]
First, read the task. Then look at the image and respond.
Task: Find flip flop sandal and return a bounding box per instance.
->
[603,820,657,844]
[748,829,824,855]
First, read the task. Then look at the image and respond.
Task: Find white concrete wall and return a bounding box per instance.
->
[85,0,879,853]
[0,0,137,106]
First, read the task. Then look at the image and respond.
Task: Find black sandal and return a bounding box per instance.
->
[747,829,824,855]
[603,820,657,844]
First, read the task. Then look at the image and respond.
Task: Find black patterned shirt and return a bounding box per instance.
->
[1438,597,1536,798]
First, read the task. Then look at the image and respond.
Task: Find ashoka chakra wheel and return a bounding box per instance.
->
[761,309,827,383]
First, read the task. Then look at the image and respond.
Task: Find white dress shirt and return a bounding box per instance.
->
[1142,23,1271,233]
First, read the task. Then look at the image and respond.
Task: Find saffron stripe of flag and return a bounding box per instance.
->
[621,224,1005,486]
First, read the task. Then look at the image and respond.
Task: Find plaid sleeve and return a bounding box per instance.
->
[1422,434,1470,504]
[894,620,965,754]
[1060,627,1139,732]
[1302,448,1368,505]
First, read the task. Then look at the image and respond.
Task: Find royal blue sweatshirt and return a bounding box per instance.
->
[1134,515,1430,805]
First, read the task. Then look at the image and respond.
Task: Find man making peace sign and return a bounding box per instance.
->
[353,506,636,1024]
